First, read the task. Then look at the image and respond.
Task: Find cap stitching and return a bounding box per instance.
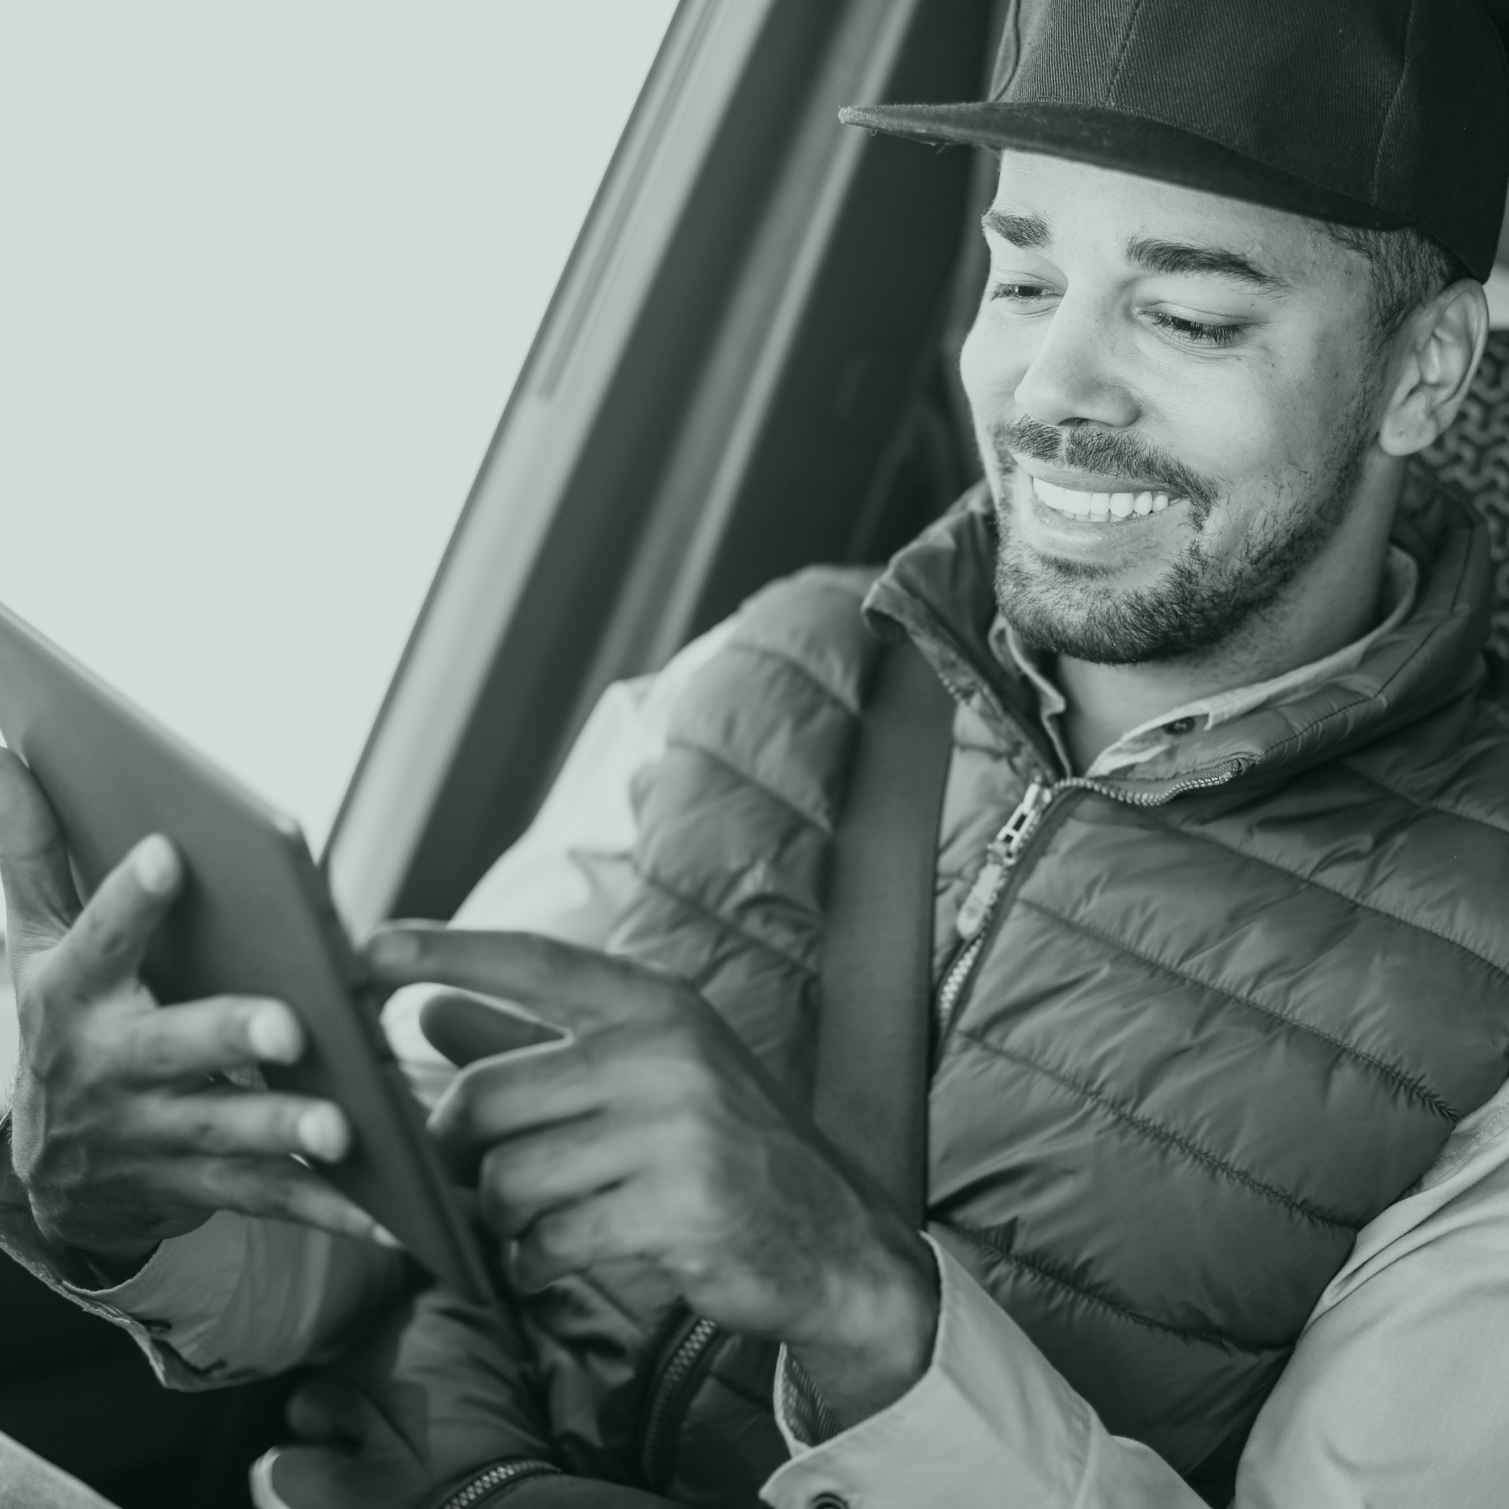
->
[990,0,1023,102]
[1372,0,1418,204]
[1105,0,1152,104]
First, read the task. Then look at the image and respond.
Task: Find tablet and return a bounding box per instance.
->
[0,599,491,1304]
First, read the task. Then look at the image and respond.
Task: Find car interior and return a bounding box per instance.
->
[2,0,1507,1503]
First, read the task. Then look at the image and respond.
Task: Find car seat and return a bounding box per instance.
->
[1423,328,1509,662]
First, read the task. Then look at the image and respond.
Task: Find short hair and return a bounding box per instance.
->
[1317,222,1473,337]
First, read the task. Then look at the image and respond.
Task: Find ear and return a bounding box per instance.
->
[1377,280,1490,457]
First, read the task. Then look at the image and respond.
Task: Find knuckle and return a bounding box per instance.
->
[257,1175,301,1223]
[531,1212,578,1268]
[448,1065,500,1139]
[273,1098,312,1153]
[73,906,135,966]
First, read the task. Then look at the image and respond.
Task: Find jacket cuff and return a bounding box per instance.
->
[59,1210,253,1379]
[0,1112,246,1387]
[762,1235,1197,1509]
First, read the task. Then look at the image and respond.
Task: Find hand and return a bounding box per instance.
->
[0,749,390,1269]
[366,924,940,1429]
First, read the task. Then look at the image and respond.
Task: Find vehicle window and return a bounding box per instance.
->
[0,2,678,1094]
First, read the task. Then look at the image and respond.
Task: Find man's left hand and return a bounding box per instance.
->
[365,925,939,1430]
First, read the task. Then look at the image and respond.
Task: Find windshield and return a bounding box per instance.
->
[0,0,678,1098]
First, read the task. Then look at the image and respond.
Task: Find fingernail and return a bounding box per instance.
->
[298,1104,349,1162]
[371,1224,403,1249]
[247,1007,300,1063]
[134,836,179,896]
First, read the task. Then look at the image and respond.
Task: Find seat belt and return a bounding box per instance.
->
[813,635,955,1228]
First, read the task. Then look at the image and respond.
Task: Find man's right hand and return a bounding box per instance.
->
[0,748,391,1272]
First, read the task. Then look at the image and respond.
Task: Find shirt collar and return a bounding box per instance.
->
[990,545,1421,779]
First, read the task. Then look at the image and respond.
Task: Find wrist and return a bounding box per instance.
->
[788,1227,938,1430]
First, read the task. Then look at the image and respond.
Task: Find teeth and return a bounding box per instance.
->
[1031,476,1186,522]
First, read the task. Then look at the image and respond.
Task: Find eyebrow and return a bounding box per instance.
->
[981,209,1051,248]
[1123,235,1286,291]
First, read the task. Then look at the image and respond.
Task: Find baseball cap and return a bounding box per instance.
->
[840,0,1509,282]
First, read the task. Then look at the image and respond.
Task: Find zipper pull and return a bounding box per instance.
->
[954,780,1052,941]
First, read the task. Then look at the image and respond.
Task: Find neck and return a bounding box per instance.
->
[1055,461,1405,773]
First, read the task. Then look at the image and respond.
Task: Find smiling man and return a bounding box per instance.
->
[958,150,1472,772]
[3,2,1509,1508]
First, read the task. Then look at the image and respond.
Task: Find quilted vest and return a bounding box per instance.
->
[520,463,1509,1507]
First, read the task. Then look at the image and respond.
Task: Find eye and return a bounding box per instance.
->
[988,281,1056,306]
[1147,310,1245,348]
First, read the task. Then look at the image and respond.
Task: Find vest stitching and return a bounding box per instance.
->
[952,1029,1358,1232]
[943,1223,1292,1357]
[1016,896,1459,1121]
[664,737,833,838]
[1339,757,1509,841]
[629,860,817,978]
[1158,817,1509,996]
[728,641,863,718]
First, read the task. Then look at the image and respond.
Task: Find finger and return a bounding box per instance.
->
[0,747,84,950]
[365,925,673,1034]
[43,834,183,1006]
[187,1156,401,1249]
[511,1182,650,1291]
[428,1050,603,1176]
[475,1122,640,1238]
[144,1086,352,1163]
[114,995,306,1082]
[419,990,564,1068]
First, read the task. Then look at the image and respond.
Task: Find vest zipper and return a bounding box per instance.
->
[935,759,1250,1041]
[638,1314,721,1489]
[635,684,1247,1475]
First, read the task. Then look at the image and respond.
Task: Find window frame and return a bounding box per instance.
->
[325,0,997,933]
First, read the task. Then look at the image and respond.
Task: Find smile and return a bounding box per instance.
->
[1030,475,1188,522]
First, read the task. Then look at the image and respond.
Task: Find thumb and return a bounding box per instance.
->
[420,991,564,1068]
[32,833,182,1009]
[0,748,84,953]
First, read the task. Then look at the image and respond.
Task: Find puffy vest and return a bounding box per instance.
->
[519,463,1509,1507]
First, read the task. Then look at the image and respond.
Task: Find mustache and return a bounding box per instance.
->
[990,417,1218,511]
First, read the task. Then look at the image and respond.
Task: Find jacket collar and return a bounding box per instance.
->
[863,464,1494,797]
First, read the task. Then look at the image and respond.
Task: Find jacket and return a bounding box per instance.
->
[510,462,1509,1507]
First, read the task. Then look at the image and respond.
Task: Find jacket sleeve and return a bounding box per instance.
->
[761,1237,1199,1509]
[763,1083,1509,1509]
[1232,1085,1509,1509]
[0,1136,407,1391]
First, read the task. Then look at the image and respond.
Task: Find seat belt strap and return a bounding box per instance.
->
[813,635,954,1229]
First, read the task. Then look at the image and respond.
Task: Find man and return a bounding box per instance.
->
[2,0,1509,1505]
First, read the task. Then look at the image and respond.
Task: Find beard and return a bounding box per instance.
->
[989,399,1376,666]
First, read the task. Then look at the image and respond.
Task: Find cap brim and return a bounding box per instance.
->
[839,101,1412,236]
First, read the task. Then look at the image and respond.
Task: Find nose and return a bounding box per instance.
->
[1012,291,1139,433]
